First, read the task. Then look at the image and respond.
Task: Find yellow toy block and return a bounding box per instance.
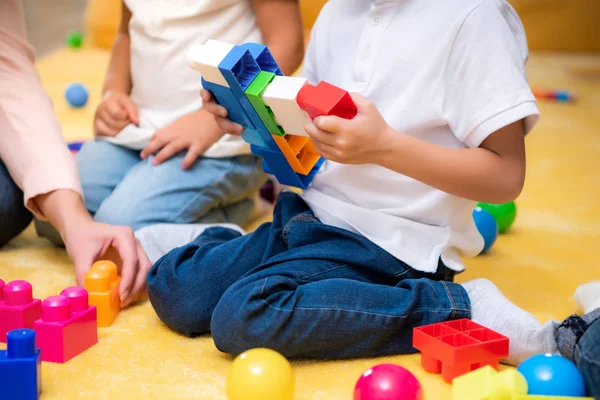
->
[84,261,121,327]
[515,396,594,400]
[273,135,320,175]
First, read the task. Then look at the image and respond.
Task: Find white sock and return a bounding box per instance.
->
[461,279,559,366]
[574,282,600,314]
[135,223,246,264]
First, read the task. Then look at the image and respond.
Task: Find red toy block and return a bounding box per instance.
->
[296,81,358,120]
[413,319,509,383]
[0,281,42,343]
[33,287,98,363]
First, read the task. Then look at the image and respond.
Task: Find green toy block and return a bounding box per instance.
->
[245,71,285,136]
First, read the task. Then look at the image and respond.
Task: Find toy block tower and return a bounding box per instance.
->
[0,329,42,400]
[412,319,509,383]
[188,39,357,190]
[0,280,42,343]
[33,287,98,363]
[84,261,121,327]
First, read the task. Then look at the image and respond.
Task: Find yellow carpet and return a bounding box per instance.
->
[0,47,599,399]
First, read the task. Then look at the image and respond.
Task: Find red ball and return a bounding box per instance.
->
[354,364,423,400]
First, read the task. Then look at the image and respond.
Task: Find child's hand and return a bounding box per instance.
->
[200,89,245,135]
[304,94,391,165]
[94,91,140,137]
[140,109,224,170]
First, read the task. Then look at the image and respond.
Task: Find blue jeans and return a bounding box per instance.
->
[147,192,471,359]
[76,140,266,230]
[0,160,32,247]
[576,319,600,399]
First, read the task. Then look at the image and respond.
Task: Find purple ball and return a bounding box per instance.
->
[354,364,423,400]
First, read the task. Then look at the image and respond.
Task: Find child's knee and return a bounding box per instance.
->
[93,199,148,231]
[146,252,215,336]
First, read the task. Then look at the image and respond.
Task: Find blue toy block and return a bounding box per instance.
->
[251,145,324,189]
[242,128,270,149]
[201,78,255,130]
[219,46,279,151]
[0,329,42,400]
[240,43,283,76]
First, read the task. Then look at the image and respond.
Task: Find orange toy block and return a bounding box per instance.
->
[84,261,121,327]
[273,135,321,175]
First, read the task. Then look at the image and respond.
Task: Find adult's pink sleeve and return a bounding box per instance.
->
[0,0,82,218]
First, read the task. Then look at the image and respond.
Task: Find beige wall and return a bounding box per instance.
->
[300,0,600,52]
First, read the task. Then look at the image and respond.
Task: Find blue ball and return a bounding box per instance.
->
[65,83,89,108]
[473,207,498,254]
[518,354,587,397]
[555,90,571,102]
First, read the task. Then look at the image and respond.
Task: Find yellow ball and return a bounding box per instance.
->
[226,348,294,400]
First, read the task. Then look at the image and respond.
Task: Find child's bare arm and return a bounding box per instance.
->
[307,95,526,204]
[251,0,304,76]
[102,2,133,95]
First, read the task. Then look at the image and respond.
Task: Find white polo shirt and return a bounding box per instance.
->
[104,0,261,155]
[301,0,539,273]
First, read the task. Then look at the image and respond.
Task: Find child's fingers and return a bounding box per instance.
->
[314,115,346,133]
[94,118,119,137]
[140,134,165,159]
[181,145,202,170]
[216,116,244,135]
[153,140,186,166]
[106,100,128,120]
[119,97,140,125]
[203,101,228,118]
[99,110,129,131]
[200,89,212,102]
[305,121,336,147]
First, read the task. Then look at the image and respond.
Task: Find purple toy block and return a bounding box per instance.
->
[0,281,42,343]
[33,287,98,363]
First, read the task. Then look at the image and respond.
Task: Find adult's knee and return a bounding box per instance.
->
[146,247,215,336]
[0,177,32,247]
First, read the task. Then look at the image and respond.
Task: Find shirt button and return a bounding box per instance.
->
[373,15,381,26]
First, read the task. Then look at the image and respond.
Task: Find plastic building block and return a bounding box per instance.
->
[262,76,309,136]
[242,126,271,149]
[240,43,283,76]
[453,366,594,400]
[0,281,42,343]
[245,71,285,136]
[413,319,509,383]
[187,40,234,87]
[273,135,321,175]
[201,78,256,129]
[33,287,98,363]
[297,81,358,120]
[0,279,4,300]
[252,145,325,189]
[84,261,121,327]
[0,329,42,400]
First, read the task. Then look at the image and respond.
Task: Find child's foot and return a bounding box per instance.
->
[575,282,600,314]
[461,279,559,366]
[135,223,245,263]
[556,307,600,361]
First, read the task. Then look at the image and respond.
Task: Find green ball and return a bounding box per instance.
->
[476,201,517,233]
[66,31,83,48]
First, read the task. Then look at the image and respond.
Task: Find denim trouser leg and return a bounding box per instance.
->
[575,319,600,399]
[148,192,471,359]
[0,160,32,247]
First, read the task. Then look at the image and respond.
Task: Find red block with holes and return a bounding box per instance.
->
[412,319,509,383]
[296,81,358,120]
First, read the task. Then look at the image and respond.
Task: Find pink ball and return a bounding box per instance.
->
[354,364,423,400]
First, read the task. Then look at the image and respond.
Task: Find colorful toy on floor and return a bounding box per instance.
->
[412,319,509,383]
[354,364,423,400]
[518,354,587,397]
[66,30,84,49]
[0,329,42,400]
[473,207,499,254]
[84,261,121,327]
[65,83,89,108]
[226,348,294,400]
[67,140,85,154]
[33,287,98,363]
[477,201,517,233]
[187,39,357,189]
[0,280,42,343]
[533,88,577,102]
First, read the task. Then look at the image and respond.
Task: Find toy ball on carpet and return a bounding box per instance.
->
[476,201,517,233]
[66,30,84,48]
[65,83,89,108]
[518,354,587,397]
[473,207,499,254]
[354,364,423,400]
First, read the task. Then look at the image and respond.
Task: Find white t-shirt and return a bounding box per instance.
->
[104,0,262,156]
[300,0,539,273]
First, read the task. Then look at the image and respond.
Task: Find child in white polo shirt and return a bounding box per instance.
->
[73,0,304,231]
[140,0,600,365]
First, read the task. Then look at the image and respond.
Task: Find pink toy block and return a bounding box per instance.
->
[0,278,4,300]
[33,287,98,363]
[0,280,42,343]
[413,319,509,383]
